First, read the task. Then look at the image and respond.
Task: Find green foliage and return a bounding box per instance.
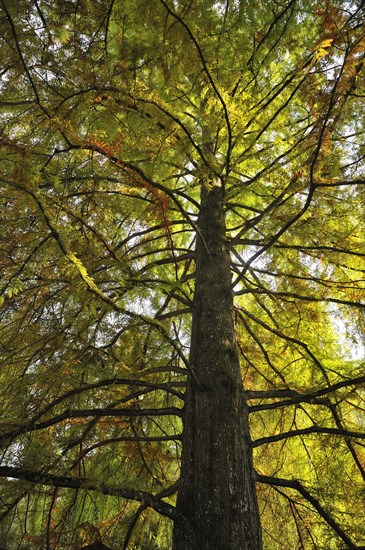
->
[1,0,365,548]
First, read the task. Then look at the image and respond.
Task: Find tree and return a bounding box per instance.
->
[0,0,365,548]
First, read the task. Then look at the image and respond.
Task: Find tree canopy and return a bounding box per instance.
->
[0,0,365,548]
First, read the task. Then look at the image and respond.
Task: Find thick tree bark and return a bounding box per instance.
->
[173,185,262,550]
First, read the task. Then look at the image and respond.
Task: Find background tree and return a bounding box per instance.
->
[1,0,365,548]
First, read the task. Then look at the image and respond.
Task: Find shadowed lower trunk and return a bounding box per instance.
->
[172,184,262,550]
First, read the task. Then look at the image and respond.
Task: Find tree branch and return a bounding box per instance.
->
[0,466,178,521]
[159,0,233,178]
[248,374,365,411]
[0,407,183,445]
[253,426,365,447]
[256,473,361,549]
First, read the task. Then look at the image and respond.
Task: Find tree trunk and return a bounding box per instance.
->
[172,184,262,550]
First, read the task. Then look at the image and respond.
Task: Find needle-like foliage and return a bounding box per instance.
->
[1,1,364,548]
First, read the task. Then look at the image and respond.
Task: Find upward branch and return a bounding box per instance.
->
[159,0,233,179]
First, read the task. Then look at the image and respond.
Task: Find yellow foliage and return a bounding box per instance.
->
[314,37,334,62]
